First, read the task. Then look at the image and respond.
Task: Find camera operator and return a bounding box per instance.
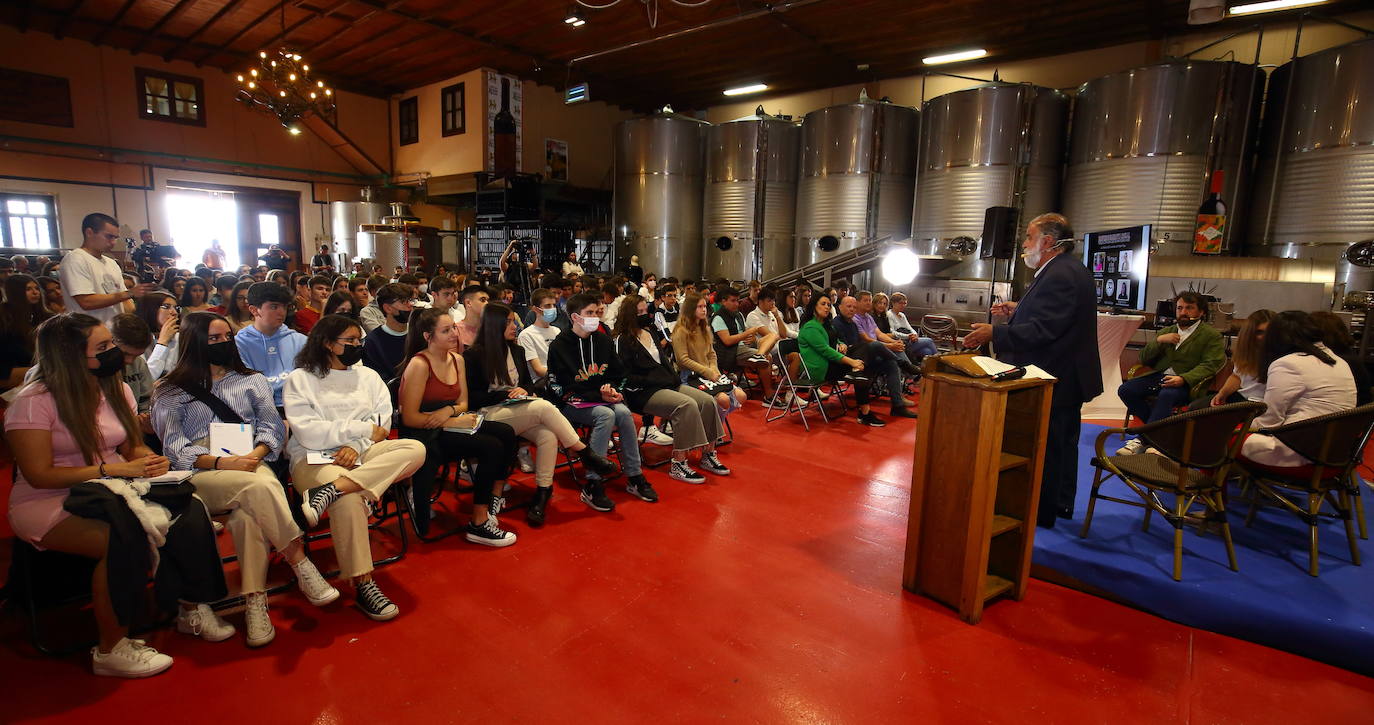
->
[499,238,534,305]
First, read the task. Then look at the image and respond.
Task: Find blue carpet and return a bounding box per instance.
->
[1032,424,1374,675]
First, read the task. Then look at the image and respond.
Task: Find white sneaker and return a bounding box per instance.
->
[244,592,276,648]
[645,425,674,446]
[176,603,236,642]
[782,391,811,410]
[516,446,535,474]
[91,637,173,678]
[1115,438,1146,456]
[291,558,340,607]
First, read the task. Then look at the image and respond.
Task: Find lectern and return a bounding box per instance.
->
[902,355,1054,624]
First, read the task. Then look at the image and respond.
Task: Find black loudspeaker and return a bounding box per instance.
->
[980,206,1018,260]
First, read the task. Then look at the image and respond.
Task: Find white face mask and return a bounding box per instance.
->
[579,315,600,332]
[418,283,429,293]
[646,280,656,289]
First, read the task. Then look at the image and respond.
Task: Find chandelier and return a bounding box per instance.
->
[234,48,335,135]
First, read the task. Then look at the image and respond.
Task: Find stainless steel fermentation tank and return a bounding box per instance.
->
[329,200,386,259]
[1249,36,1374,293]
[794,96,919,268]
[613,108,707,280]
[701,111,801,281]
[911,83,1068,280]
[1064,60,1262,254]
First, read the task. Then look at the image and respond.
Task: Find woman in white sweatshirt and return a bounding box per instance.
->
[283,314,425,622]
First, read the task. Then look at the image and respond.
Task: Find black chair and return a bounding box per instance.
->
[1080,401,1266,581]
[1237,403,1374,577]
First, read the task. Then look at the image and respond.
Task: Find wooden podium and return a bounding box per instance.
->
[902,356,1054,624]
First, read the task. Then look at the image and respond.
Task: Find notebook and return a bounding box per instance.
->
[209,422,255,456]
[443,411,485,434]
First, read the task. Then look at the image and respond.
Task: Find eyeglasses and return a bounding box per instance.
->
[333,338,363,347]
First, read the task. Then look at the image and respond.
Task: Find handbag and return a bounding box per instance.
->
[687,373,736,396]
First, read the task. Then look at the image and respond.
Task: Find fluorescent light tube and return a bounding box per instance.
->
[923,48,988,65]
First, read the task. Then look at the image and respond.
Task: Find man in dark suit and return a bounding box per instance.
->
[962,213,1102,528]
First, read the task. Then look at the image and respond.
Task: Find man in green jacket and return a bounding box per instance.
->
[1117,291,1226,454]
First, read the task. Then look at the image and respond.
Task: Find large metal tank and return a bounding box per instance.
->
[794,95,919,267]
[911,83,1068,280]
[702,109,801,281]
[1064,60,1262,254]
[1249,36,1374,292]
[613,107,707,279]
[329,200,386,258]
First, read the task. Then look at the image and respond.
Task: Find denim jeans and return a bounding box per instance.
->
[562,402,643,477]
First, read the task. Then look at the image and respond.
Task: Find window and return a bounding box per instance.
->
[0,68,74,127]
[166,190,239,269]
[441,82,465,137]
[398,96,418,146]
[257,213,280,262]
[136,67,205,126]
[0,193,58,250]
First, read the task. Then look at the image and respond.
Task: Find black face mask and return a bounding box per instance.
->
[337,345,365,366]
[206,341,236,367]
[89,347,124,378]
[636,312,655,328]
[391,309,411,324]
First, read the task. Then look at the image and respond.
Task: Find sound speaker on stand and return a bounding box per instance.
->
[980,206,1018,260]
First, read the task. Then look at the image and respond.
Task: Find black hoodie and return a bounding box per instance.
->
[547,327,626,404]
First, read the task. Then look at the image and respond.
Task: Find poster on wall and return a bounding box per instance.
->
[484,70,523,175]
[545,138,568,182]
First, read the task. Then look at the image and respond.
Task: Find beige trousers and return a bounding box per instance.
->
[483,398,582,487]
[290,439,425,578]
[642,385,723,453]
[192,464,300,594]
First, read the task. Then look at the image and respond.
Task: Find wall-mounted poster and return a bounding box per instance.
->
[484,70,523,175]
[545,138,568,182]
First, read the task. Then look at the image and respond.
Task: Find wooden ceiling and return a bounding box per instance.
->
[1,0,1363,110]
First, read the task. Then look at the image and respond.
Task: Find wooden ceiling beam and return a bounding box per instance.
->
[91,0,138,45]
[130,0,201,55]
[54,0,88,39]
[192,0,288,65]
[162,0,250,60]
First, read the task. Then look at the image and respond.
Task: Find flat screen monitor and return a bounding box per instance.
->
[1084,224,1150,311]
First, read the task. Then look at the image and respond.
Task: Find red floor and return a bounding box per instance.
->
[3,400,1373,723]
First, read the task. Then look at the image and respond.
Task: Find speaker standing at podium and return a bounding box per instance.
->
[961,213,1102,528]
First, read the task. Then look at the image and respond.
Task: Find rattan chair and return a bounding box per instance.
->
[1080,401,1266,581]
[919,314,959,353]
[1236,403,1374,576]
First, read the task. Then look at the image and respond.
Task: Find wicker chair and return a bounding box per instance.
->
[919,314,959,353]
[1080,401,1266,581]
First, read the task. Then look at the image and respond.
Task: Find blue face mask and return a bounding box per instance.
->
[541,307,558,323]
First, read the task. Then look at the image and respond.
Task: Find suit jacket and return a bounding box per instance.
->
[990,253,1103,408]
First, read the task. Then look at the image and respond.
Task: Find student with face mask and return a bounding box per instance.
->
[153,312,339,647]
[361,283,414,381]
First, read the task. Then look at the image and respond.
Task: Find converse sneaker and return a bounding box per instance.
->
[489,495,507,522]
[699,451,731,476]
[291,558,340,607]
[176,603,236,642]
[244,592,275,648]
[91,637,173,678]
[669,459,706,484]
[747,354,770,365]
[516,446,535,473]
[355,580,399,621]
[465,517,517,547]
[580,481,616,512]
[625,474,659,503]
[644,425,674,446]
[300,482,341,528]
[1116,438,1146,456]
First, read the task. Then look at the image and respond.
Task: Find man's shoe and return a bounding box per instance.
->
[699,451,731,476]
[244,592,276,648]
[857,412,886,427]
[1115,438,1146,456]
[889,407,918,419]
[644,425,674,446]
[300,482,340,528]
[355,580,399,621]
[578,448,619,477]
[626,474,659,503]
[527,486,553,527]
[176,603,236,642]
[516,446,535,473]
[580,481,616,512]
[92,638,173,678]
[669,459,706,484]
[464,517,517,547]
[291,558,340,607]
[1056,506,1074,520]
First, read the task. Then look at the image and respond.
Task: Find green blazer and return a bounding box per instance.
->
[1138,322,1226,394]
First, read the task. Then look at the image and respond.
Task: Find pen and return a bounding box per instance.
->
[220,448,233,455]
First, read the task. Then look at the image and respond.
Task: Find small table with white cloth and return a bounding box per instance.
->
[1080,313,1144,420]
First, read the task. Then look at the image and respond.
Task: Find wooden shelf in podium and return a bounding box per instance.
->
[902,355,1054,624]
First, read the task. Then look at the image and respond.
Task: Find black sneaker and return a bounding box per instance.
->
[464,517,517,547]
[625,475,659,503]
[844,372,869,383]
[857,412,887,427]
[699,451,731,476]
[578,448,619,478]
[747,354,769,365]
[669,459,706,484]
[300,482,340,528]
[355,580,399,621]
[527,486,553,527]
[580,481,616,512]
[889,407,918,419]
[489,495,507,522]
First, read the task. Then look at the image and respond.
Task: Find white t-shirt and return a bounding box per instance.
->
[746,307,790,338]
[59,247,126,327]
[517,323,559,378]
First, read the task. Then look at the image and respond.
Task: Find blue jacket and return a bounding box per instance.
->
[990,253,1103,408]
[235,324,308,407]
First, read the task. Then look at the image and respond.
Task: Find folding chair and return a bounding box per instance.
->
[1080,401,1266,581]
[765,338,823,430]
[1237,403,1374,576]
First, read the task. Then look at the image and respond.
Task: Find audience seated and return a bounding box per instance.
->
[235,282,308,409]
[361,283,414,381]
[711,287,778,397]
[1194,309,1274,409]
[222,279,254,332]
[610,295,729,486]
[1118,291,1226,454]
[853,292,924,379]
[792,293,884,426]
[323,289,357,320]
[455,284,489,350]
[0,274,51,390]
[427,276,459,317]
[745,288,795,341]
[6,313,228,677]
[292,275,331,334]
[516,288,560,385]
[879,292,938,361]
[152,312,338,647]
[283,314,426,622]
[672,292,747,415]
[180,276,212,316]
[830,296,916,419]
[136,291,180,379]
[1309,310,1373,406]
[358,274,391,333]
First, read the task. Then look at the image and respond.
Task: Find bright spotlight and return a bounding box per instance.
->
[881,247,920,286]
